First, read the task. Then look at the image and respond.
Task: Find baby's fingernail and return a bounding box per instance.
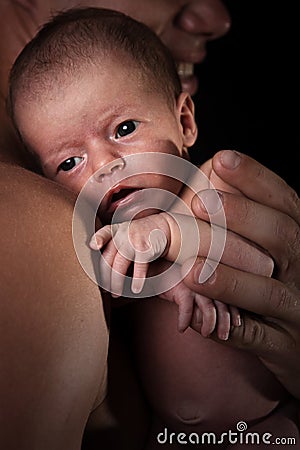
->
[196,190,223,215]
[131,278,145,294]
[178,324,187,334]
[219,331,229,341]
[220,150,241,169]
[89,235,102,250]
[235,315,242,327]
[89,235,99,250]
[195,308,203,325]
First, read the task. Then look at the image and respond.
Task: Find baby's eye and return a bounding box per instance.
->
[58,156,83,172]
[116,120,139,138]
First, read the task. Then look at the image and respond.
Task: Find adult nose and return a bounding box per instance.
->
[176,0,231,40]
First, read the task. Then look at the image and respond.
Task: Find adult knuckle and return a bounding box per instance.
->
[286,186,300,215]
[212,272,239,299]
[274,217,300,275]
[272,212,288,240]
[237,198,252,224]
[241,320,266,348]
[229,275,239,295]
[289,224,300,257]
[255,164,266,179]
[270,281,294,312]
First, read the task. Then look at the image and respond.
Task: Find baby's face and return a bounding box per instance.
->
[15,59,196,222]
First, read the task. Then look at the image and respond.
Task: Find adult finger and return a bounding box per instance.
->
[176,214,274,277]
[218,314,300,400]
[212,150,300,224]
[192,190,300,285]
[182,257,299,322]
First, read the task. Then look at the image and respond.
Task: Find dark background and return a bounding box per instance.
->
[189,0,299,194]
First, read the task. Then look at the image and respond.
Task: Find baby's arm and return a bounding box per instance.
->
[90,156,273,338]
[170,157,241,215]
[90,212,242,339]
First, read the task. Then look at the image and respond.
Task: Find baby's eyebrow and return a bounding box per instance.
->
[42,142,81,170]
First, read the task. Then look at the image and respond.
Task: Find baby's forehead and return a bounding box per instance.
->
[41,43,149,95]
[20,50,143,98]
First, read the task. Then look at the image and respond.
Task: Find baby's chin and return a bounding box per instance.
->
[131,207,162,221]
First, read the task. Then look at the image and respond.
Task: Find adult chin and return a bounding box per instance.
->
[180,75,199,96]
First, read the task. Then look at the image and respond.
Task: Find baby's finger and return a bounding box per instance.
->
[177,296,194,333]
[214,300,231,341]
[111,251,132,297]
[193,294,217,337]
[131,262,149,294]
[100,239,118,292]
[89,225,113,250]
[99,246,116,293]
[229,305,241,327]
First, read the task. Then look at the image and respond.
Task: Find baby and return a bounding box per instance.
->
[7,7,270,340]
[87,152,262,337]
[8,6,295,440]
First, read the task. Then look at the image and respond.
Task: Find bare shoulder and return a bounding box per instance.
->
[0,163,109,449]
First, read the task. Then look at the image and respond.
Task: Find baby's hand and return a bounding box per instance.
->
[89,214,172,296]
[150,259,240,339]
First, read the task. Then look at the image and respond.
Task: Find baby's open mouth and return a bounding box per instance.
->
[110,188,139,205]
[99,186,144,224]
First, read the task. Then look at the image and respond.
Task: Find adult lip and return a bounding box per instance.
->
[176,51,206,95]
[177,62,199,96]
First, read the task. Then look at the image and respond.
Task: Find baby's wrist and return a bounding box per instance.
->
[158,212,201,265]
[158,212,181,262]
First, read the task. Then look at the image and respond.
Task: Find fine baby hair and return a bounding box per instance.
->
[7,6,182,132]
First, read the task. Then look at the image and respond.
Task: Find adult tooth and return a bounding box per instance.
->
[177,62,194,77]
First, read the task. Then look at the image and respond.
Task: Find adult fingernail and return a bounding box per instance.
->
[220,150,241,169]
[197,190,223,214]
[193,260,216,284]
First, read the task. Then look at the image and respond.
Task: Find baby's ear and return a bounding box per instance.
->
[176,92,198,147]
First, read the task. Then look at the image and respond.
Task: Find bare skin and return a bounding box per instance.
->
[0,164,107,448]
[0,163,149,449]
[0,1,232,448]
[1,1,300,449]
[184,150,300,401]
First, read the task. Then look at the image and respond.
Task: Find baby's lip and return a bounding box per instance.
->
[109,187,142,208]
[99,184,142,219]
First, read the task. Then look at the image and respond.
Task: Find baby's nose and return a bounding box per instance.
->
[93,157,126,183]
[177,0,231,39]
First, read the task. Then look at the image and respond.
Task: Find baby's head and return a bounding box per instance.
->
[8,7,198,222]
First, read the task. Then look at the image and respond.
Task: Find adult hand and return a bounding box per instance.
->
[183,150,300,399]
